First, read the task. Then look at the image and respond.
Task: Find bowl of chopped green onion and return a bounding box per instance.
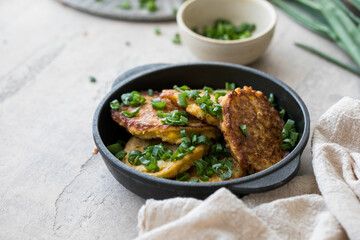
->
[177,0,277,65]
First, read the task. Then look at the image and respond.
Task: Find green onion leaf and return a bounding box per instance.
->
[189,178,199,183]
[148,89,154,96]
[185,90,201,99]
[295,42,360,77]
[117,1,132,10]
[225,82,236,90]
[107,142,123,154]
[268,93,276,107]
[159,110,189,126]
[194,159,208,176]
[176,173,189,181]
[122,107,141,118]
[115,150,127,160]
[121,91,146,107]
[178,93,188,107]
[110,99,121,111]
[155,26,161,35]
[173,33,181,44]
[239,125,248,137]
[279,109,286,119]
[214,91,227,103]
[151,98,166,110]
[203,86,214,93]
[89,76,96,83]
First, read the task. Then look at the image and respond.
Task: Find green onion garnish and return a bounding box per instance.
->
[117,1,132,10]
[158,110,188,126]
[176,173,189,181]
[173,85,190,92]
[268,93,276,107]
[173,33,181,44]
[107,141,127,160]
[214,91,226,103]
[189,178,199,183]
[195,19,256,40]
[122,107,140,118]
[148,89,154,96]
[155,26,161,35]
[203,86,214,93]
[225,82,236,90]
[151,98,166,110]
[178,93,188,107]
[239,125,248,137]
[281,119,299,151]
[110,99,121,111]
[89,76,96,83]
[279,109,285,119]
[121,91,146,107]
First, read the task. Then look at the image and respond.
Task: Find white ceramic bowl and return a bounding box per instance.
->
[177,0,277,65]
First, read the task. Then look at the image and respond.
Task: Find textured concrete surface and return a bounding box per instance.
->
[1,0,359,239]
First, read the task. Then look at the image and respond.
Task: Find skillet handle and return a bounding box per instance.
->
[112,63,170,89]
[227,156,300,194]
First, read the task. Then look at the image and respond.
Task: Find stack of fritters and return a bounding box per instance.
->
[111,87,284,181]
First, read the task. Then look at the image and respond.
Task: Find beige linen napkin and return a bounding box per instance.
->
[136,97,360,240]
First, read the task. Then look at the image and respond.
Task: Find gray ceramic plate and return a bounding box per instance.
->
[56,0,183,21]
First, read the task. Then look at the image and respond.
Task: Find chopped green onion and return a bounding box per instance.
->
[189,178,199,183]
[268,93,276,107]
[158,110,188,126]
[239,125,248,137]
[173,85,189,92]
[279,109,286,119]
[122,107,141,118]
[115,150,127,160]
[196,19,256,40]
[214,91,226,103]
[148,89,154,96]
[121,91,146,106]
[172,8,178,15]
[185,90,201,99]
[176,173,189,181]
[225,82,236,90]
[107,141,127,160]
[194,159,208,176]
[203,86,214,93]
[89,76,96,83]
[107,142,123,154]
[281,119,299,151]
[151,98,166,110]
[155,26,161,35]
[173,33,181,44]
[178,93,188,107]
[117,1,132,10]
[110,99,121,111]
[146,0,157,12]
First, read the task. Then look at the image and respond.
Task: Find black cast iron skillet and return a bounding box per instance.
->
[93,62,310,200]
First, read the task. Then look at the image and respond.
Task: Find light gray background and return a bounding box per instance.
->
[1,0,359,239]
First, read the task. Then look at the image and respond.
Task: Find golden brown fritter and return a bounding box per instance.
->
[219,86,284,173]
[111,92,220,145]
[160,89,231,127]
[123,136,208,178]
[186,157,245,182]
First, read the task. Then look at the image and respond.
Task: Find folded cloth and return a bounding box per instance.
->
[136,97,360,240]
[312,97,360,240]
